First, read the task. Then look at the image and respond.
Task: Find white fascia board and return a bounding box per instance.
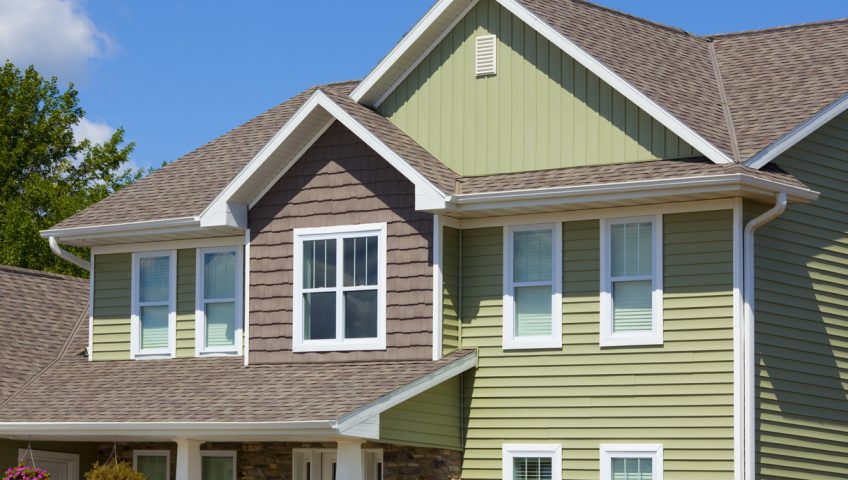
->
[201,90,447,228]
[352,0,734,165]
[41,217,201,241]
[745,92,848,170]
[448,174,818,212]
[335,351,477,435]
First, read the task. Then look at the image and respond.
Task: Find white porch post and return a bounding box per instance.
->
[336,439,364,480]
[175,439,203,480]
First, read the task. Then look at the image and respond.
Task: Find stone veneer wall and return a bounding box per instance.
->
[97,441,461,480]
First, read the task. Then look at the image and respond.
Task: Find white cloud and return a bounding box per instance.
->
[73,117,115,145]
[0,0,113,80]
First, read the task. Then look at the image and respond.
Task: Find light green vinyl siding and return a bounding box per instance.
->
[176,249,196,358]
[459,211,734,479]
[753,111,848,479]
[92,253,132,361]
[92,250,197,360]
[443,226,461,355]
[379,375,462,450]
[378,0,696,177]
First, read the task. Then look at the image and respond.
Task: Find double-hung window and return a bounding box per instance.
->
[600,216,662,346]
[196,246,244,356]
[133,450,169,480]
[502,444,562,480]
[293,223,387,352]
[600,444,663,480]
[131,251,176,359]
[201,451,237,480]
[503,224,562,350]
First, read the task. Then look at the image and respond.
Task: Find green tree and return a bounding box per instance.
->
[0,60,140,276]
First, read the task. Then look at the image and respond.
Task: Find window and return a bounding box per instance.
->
[201,451,236,480]
[131,251,176,358]
[292,449,383,480]
[600,216,662,346]
[293,223,387,352]
[502,444,561,480]
[133,450,169,480]
[196,246,244,355]
[599,444,663,480]
[503,224,562,350]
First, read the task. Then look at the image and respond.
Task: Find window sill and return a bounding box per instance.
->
[133,351,172,360]
[600,333,663,348]
[197,350,240,357]
[293,339,387,353]
[502,336,562,351]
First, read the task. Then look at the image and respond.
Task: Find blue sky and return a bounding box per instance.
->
[1,0,845,170]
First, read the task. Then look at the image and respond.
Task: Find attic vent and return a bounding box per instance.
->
[475,34,497,77]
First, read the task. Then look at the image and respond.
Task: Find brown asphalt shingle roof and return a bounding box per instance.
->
[0,349,474,423]
[47,3,847,232]
[459,158,809,194]
[0,266,88,405]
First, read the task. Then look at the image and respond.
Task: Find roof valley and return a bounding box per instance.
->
[708,40,743,163]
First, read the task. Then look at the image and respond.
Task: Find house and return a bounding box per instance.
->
[1,0,846,478]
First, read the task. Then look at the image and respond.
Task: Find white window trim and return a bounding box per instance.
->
[130,250,177,359]
[503,223,563,350]
[292,448,382,480]
[599,444,663,480]
[133,449,170,480]
[201,450,237,480]
[195,245,244,356]
[599,215,663,347]
[292,222,388,352]
[502,443,562,480]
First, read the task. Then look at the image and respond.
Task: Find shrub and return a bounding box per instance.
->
[2,463,50,480]
[84,462,145,480]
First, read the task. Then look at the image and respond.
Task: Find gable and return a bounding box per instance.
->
[377,0,697,176]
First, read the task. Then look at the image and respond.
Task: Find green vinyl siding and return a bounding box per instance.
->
[92,253,132,360]
[459,211,734,479]
[443,226,461,355]
[92,249,197,360]
[753,111,848,479]
[378,0,696,177]
[176,249,196,358]
[379,375,462,450]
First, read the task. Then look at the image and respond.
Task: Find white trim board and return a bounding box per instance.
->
[351,0,735,165]
[92,236,245,255]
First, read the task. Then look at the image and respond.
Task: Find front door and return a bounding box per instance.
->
[18,449,79,480]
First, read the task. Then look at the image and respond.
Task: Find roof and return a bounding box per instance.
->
[0,266,88,405]
[459,158,809,194]
[0,348,475,424]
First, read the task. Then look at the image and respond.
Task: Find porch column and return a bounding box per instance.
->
[175,438,203,480]
[336,438,364,480]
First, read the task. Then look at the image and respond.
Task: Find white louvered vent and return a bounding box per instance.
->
[475,34,497,77]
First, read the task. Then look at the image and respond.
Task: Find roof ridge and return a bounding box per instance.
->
[707,17,848,38]
[569,0,698,38]
[0,264,86,283]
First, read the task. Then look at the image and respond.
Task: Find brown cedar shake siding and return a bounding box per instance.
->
[248,121,434,363]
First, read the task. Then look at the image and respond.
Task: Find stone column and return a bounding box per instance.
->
[335,439,364,480]
[175,439,203,480]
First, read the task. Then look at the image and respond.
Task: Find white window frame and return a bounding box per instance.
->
[599,444,663,480]
[195,245,244,356]
[599,215,663,347]
[503,223,563,350]
[131,250,177,359]
[201,450,237,480]
[292,223,388,352]
[292,448,382,480]
[133,449,170,480]
[502,443,562,480]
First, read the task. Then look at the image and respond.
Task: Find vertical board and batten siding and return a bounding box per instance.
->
[379,376,463,450]
[91,250,198,360]
[458,211,734,479]
[753,111,848,479]
[378,0,696,177]
[248,121,434,363]
[92,253,132,361]
[443,226,461,355]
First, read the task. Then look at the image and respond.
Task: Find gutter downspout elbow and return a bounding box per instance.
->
[48,236,90,272]
[742,192,787,479]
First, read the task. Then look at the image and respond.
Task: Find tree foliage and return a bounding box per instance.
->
[0,60,140,276]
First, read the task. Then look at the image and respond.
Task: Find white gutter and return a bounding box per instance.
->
[41,216,200,239]
[0,421,338,440]
[741,192,787,480]
[48,236,90,271]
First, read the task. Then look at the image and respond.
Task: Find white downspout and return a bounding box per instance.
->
[742,192,787,479]
[48,236,90,271]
